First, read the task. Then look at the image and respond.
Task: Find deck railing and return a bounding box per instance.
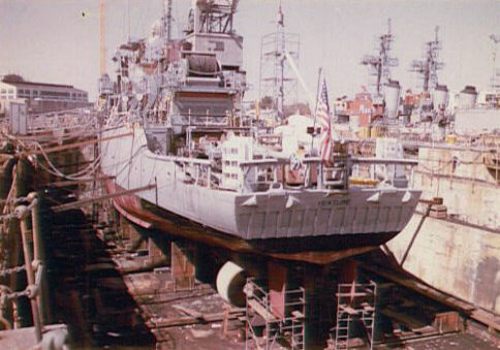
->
[147,152,419,194]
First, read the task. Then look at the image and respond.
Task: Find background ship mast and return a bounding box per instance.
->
[361,19,398,97]
[410,26,444,92]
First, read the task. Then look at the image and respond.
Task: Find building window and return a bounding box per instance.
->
[17,89,30,98]
[40,90,70,98]
[0,89,5,94]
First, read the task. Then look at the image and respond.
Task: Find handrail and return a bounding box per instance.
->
[351,157,419,166]
[239,159,281,167]
[238,156,418,167]
[145,152,212,165]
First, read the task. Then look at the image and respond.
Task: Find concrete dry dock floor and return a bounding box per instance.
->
[113,254,245,350]
[114,255,499,350]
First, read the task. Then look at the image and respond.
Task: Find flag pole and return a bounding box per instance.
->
[310,67,323,153]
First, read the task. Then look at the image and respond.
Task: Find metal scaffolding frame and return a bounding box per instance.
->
[258,4,300,120]
[334,281,377,350]
[244,278,305,350]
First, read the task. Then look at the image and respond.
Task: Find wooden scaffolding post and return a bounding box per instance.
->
[170,241,196,291]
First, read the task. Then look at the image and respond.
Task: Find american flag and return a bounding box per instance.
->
[316,78,333,162]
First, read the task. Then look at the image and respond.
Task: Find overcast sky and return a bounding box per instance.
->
[1,0,499,102]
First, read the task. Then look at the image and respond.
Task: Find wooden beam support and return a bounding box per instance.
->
[171,241,196,291]
[49,175,115,188]
[148,309,245,329]
[52,184,156,212]
[359,263,477,315]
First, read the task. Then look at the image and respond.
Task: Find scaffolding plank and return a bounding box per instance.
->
[247,299,278,322]
[336,292,370,297]
[339,305,360,316]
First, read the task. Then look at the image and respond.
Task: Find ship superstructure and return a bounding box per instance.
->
[450,33,500,135]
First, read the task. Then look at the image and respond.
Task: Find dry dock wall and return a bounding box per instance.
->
[415,146,499,228]
[388,144,500,315]
[387,214,500,315]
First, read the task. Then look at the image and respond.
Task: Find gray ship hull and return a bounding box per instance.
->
[100,124,421,263]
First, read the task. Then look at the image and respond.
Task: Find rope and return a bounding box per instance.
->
[32,142,102,181]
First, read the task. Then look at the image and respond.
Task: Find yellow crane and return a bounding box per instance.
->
[99,0,106,77]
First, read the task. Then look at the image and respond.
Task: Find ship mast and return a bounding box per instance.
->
[258,1,300,122]
[410,26,444,92]
[361,19,398,97]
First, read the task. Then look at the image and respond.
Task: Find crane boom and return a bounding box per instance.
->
[284,51,316,108]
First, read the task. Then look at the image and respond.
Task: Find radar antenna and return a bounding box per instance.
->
[361,19,399,97]
[189,0,238,34]
[410,26,444,92]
